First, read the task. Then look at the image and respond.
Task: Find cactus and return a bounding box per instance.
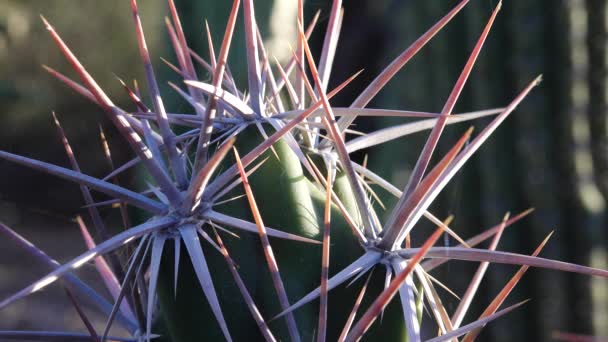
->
[0,0,607,341]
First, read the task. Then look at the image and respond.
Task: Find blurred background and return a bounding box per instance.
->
[0,0,607,341]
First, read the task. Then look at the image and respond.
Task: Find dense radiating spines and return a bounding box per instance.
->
[1,0,606,341]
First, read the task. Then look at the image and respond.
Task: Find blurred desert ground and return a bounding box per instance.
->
[0,0,607,341]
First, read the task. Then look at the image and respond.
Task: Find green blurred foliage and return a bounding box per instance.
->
[0,0,163,212]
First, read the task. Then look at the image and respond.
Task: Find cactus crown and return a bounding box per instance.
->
[0,0,606,341]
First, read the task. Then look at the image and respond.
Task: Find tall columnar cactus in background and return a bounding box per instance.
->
[0,0,607,341]
[329,1,608,340]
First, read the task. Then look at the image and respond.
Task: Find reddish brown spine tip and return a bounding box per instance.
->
[114,75,127,87]
[524,207,536,215]
[40,15,51,29]
[464,126,475,137]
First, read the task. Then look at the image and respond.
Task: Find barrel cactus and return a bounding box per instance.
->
[0,0,607,341]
